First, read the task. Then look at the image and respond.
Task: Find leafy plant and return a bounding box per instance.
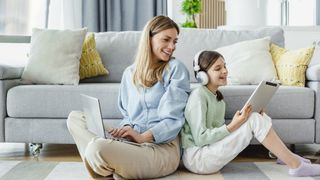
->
[181,0,202,28]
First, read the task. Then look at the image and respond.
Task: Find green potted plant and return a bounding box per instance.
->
[181,0,202,28]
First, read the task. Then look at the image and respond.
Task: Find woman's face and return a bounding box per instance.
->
[207,57,228,88]
[151,28,178,62]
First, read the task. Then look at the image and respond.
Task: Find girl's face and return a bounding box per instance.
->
[151,28,178,62]
[207,57,228,89]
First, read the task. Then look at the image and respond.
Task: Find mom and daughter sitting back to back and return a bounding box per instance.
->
[67,16,320,179]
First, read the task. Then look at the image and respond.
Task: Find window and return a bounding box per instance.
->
[0,0,48,66]
[287,0,316,25]
[0,0,81,66]
[267,0,316,26]
[0,0,48,35]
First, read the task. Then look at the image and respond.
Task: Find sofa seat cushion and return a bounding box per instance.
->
[221,85,314,119]
[7,84,122,118]
[191,83,314,119]
[8,84,314,119]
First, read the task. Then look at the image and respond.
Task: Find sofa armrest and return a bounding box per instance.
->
[307,81,320,143]
[0,79,22,141]
[306,64,320,81]
[0,65,24,80]
[0,64,24,80]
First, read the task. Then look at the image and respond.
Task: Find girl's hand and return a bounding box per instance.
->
[227,104,252,133]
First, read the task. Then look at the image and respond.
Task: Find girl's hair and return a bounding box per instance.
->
[196,51,224,101]
[133,16,179,88]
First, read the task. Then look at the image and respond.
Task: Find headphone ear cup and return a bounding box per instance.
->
[196,71,209,85]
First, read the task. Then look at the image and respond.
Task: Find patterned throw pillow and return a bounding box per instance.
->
[270,44,315,87]
[80,33,109,79]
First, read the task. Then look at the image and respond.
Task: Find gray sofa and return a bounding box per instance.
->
[1,27,319,151]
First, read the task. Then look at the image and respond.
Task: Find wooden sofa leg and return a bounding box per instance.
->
[29,143,43,157]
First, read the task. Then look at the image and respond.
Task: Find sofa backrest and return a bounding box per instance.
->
[80,27,284,83]
[84,31,141,83]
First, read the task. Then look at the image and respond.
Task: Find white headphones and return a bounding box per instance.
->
[193,50,209,85]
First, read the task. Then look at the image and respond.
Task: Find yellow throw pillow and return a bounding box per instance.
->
[80,33,109,79]
[270,44,315,87]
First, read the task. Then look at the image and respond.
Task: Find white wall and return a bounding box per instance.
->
[225,0,267,26]
[167,0,185,25]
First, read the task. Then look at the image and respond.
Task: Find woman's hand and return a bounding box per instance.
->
[109,128,123,138]
[109,125,134,138]
[109,126,154,144]
[227,104,252,133]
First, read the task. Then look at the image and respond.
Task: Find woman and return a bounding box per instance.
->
[181,50,320,177]
[67,16,190,179]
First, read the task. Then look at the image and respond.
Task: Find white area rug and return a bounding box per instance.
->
[0,160,318,180]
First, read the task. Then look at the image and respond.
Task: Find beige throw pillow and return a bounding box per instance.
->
[270,44,315,86]
[21,28,87,85]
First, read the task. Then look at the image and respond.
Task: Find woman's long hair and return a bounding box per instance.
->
[133,16,179,88]
[197,51,224,101]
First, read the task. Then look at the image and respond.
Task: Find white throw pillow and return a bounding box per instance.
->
[215,37,277,85]
[21,28,87,85]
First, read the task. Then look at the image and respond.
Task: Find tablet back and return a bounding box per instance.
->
[241,81,279,113]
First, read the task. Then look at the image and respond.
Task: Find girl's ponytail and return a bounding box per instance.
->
[216,90,224,101]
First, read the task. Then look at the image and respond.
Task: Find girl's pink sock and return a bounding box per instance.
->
[276,154,311,165]
[288,161,320,177]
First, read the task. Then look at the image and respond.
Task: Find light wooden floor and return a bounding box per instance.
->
[0,143,319,163]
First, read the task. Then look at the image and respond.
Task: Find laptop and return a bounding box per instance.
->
[80,94,146,146]
[240,80,280,114]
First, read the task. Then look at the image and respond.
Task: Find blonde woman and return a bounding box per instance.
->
[67,16,190,179]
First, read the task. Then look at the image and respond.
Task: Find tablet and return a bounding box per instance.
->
[240,81,279,113]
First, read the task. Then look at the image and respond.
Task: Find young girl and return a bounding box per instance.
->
[181,50,320,177]
[67,16,190,179]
